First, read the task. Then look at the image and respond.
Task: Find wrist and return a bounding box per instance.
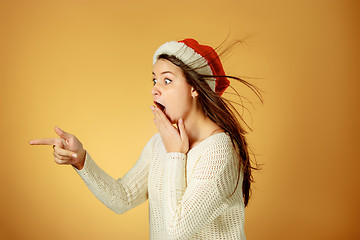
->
[73,149,86,170]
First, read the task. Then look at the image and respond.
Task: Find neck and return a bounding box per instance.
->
[183,102,222,149]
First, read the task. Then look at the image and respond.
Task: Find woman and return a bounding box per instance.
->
[30,38,262,239]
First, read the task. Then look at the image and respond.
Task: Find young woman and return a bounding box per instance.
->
[30,38,262,239]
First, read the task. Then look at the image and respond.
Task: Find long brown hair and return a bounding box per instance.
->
[157,43,262,207]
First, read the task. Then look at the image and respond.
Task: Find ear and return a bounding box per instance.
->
[191,87,198,98]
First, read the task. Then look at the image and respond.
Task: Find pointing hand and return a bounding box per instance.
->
[29,126,86,170]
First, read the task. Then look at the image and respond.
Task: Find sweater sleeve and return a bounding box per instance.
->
[74,134,158,214]
[163,138,241,239]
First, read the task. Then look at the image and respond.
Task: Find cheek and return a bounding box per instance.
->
[165,84,193,119]
[171,94,192,115]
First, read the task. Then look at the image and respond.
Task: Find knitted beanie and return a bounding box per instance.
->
[153,39,230,96]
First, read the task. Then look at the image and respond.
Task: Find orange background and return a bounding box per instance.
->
[1,0,359,239]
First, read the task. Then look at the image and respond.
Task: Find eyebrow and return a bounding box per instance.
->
[152,71,175,76]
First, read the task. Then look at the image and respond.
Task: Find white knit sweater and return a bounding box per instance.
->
[75,132,246,239]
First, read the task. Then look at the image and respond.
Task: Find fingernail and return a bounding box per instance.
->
[72,153,77,158]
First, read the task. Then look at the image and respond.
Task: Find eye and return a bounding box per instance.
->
[152,79,157,85]
[164,78,172,84]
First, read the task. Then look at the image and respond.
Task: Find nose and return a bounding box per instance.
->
[151,84,161,97]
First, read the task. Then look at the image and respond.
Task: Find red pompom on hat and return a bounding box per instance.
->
[153,39,230,96]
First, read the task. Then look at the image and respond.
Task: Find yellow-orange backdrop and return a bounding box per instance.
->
[1,0,359,239]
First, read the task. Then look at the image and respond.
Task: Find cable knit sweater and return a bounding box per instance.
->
[75,132,246,239]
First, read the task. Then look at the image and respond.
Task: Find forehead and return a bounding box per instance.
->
[152,59,183,76]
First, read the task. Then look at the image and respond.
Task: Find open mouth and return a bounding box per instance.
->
[154,101,166,112]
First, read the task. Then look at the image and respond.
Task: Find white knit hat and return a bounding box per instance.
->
[153,38,230,96]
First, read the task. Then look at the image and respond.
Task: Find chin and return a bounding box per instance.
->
[166,111,183,124]
[164,112,175,124]
[168,115,179,125]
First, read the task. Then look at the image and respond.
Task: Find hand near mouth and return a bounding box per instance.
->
[151,105,189,154]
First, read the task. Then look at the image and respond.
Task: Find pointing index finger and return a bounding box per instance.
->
[29,138,57,146]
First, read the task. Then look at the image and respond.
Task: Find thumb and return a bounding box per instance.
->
[54,126,72,140]
[178,118,188,142]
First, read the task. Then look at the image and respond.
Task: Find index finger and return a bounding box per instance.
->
[154,105,171,124]
[153,107,177,134]
[29,138,57,146]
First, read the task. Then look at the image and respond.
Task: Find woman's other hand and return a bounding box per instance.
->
[29,126,86,170]
[151,105,189,154]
